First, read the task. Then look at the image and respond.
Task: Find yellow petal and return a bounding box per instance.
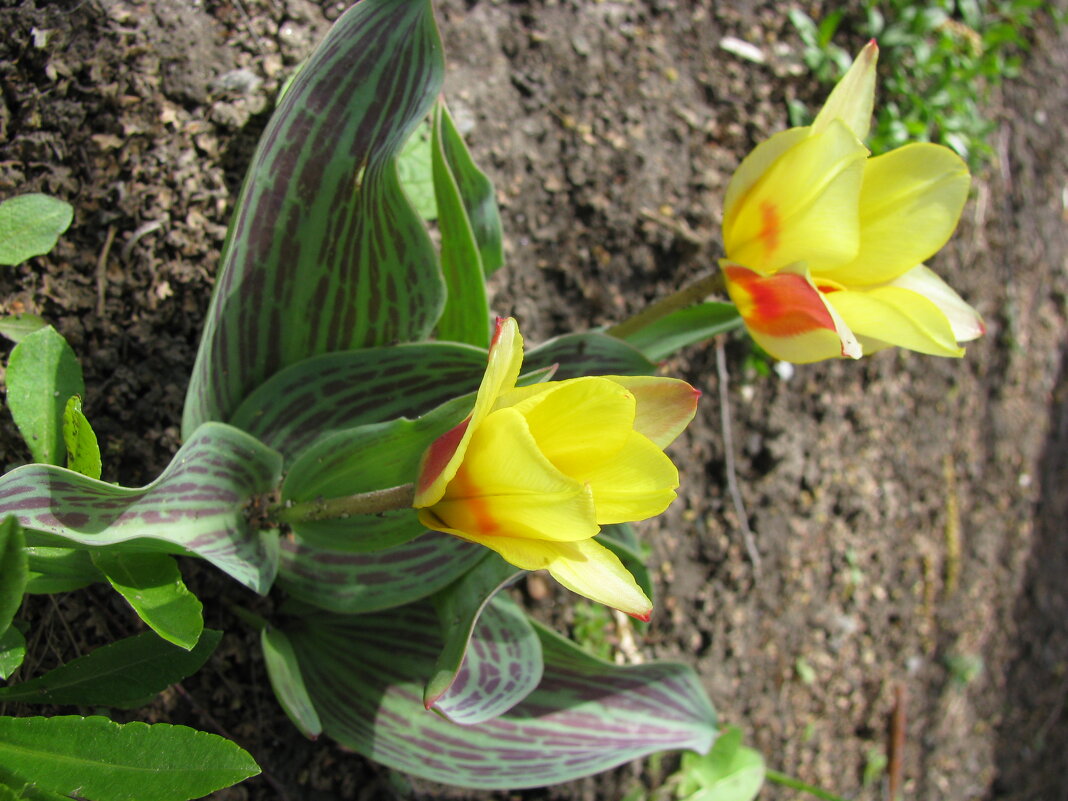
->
[512,377,636,476]
[887,265,985,342]
[723,127,811,226]
[572,431,679,525]
[828,285,964,357]
[414,317,524,507]
[428,407,598,542]
[724,261,861,363]
[812,40,878,141]
[450,534,652,620]
[598,376,700,448]
[724,120,868,274]
[817,143,971,286]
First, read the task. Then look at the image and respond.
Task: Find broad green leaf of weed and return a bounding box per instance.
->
[62,396,102,479]
[0,194,73,267]
[0,518,28,639]
[5,325,84,465]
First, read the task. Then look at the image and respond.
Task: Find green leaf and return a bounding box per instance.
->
[0,423,283,593]
[621,302,743,361]
[62,395,101,479]
[183,0,447,436]
[0,194,73,267]
[0,518,28,638]
[436,100,504,276]
[431,101,490,348]
[228,342,487,463]
[678,727,765,801]
[0,313,48,344]
[284,603,717,789]
[0,764,69,801]
[525,330,658,379]
[0,630,221,707]
[24,546,102,594]
[0,624,27,681]
[5,325,84,465]
[424,554,535,721]
[397,119,437,220]
[262,627,321,739]
[0,715,259,801]
[91,553,204,650]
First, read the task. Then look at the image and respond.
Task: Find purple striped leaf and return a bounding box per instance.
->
[183,0,447,436]
[525,332,657,379]
[424,554,532,720]
[432,101,490,348]
[228,344,486,462]
[430,595,541,725]
[283,603,718,789]
[0,423,283,593]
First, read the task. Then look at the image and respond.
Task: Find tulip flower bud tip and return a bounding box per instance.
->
[629,610,652,623]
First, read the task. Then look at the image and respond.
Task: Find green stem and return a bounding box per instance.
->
[765,769,854,801]
[606,269,726,340]
[271,483,416,524]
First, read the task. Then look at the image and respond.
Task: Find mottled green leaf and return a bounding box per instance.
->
[398,119,436,220]
[620,302,743,361]
[0,194,73,267]
[24,546,101,594]
[5,325,84,465]
[184,0,447,436]
[228,343,486,462]
[0,423,282,593]
[62,395,101,479]
[285,603,717,789]
[0,518,27,639]
[262,627,321,739]
[91,553,203,650]
[0,624,26,681]
[436,100,503,276]
[0,630,221,707]
[0,716,259,801]
[432,101,490,348]
[0,313,48,344]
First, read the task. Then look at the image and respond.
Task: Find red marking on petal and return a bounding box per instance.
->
[758,199,780,254]
[417,417,470,495]
[448,467,499,535]
[726,265,836,339]
[490,317,506,350]
[628,609,652,623]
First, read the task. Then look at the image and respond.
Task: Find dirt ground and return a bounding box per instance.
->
[1,1,1066,800]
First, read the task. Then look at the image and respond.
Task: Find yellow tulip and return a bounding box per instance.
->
[722,40,984,364]
[414,318,699,620]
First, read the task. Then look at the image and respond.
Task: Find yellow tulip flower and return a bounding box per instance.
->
[414,318,699,620]
[722,40,985,363]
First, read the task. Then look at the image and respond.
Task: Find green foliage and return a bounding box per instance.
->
[5,325,85,465]
[676,727,765,801]
[397,120,437,220]
[61,396,101,479]
[621,302,743,362]
[90,553,204,650]
[0,194,73,267]
[570,599,614,661]
[262,627,322,739]
[0,630,221,707]
[0,624,27,681]
[789,0,1042,167]
[0,716,259,801]
[0,518,28,643]
[0,313,48,343]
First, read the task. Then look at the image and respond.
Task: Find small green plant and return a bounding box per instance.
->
[789,0,1043,167]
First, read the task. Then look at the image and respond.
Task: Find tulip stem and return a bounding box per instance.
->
[606,270,726,340]
[270,483,416,524]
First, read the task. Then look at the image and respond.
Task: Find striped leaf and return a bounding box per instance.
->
[277,532,483,615]
[0,423,283,593]
[228,343,486,462]
[525,331,657,379]
[432,101,490,348]
[436,101,504,277]
[183,0,447,436]
[620,302,743,361]
[424,553,532,719]
[284,603,718,789]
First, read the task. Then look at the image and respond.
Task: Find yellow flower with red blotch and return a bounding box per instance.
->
[414,318,699,620]
[722,40,985,364]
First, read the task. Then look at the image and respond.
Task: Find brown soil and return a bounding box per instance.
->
[2,1,1066,800]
